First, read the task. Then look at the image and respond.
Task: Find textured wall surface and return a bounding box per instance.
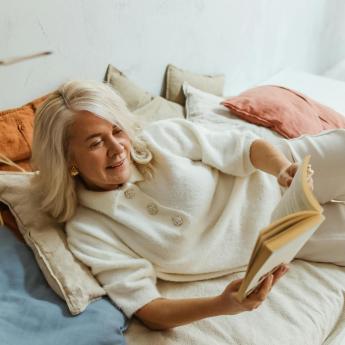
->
[1,0,344,108]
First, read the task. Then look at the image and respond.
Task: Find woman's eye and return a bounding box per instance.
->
[90,140,102,148]
[113,128,122,135]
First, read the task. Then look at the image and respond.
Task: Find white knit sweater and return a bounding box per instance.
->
[66,118,283,317]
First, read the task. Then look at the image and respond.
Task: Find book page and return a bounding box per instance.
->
[271,156,322,222]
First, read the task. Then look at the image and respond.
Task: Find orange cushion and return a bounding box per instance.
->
[0,94,49,171]
[0,203,24,243]
[0,94,50,239]
[222,85,345,138]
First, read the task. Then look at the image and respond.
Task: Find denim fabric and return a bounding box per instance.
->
[0,226,128,345]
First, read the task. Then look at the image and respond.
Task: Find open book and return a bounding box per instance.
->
[236,155,325,302]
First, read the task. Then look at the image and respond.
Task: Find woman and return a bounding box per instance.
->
[31,80,345,331]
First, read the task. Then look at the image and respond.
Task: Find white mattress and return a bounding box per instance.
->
[126,261,345,345]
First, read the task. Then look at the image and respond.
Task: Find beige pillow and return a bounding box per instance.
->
[165,64,225,105]
[105,64,185,120]
[104,64,153,111]
[133,96,184,121]
[0,171,106,315]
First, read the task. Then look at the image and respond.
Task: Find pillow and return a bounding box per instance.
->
[0,95,50,241]
[0,203,24,243]
[105,63,185,120]
[222,85,345,138]
[259,69,345,116]
[133,96,184,122]
[104,64,153,111]
[0,226,126,345]
[165,64,225,106]
[0,172,106,315]
[183,82,283,141]
[0,94,49,172]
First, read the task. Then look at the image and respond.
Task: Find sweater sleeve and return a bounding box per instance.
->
[142,118,259,176]
[65,210,161,318]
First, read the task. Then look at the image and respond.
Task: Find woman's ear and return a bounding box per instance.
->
[66,148,76,169]
[67,153,79,176]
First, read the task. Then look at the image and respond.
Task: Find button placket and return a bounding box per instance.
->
[124,188,136,199]
[122,187,187,227]
[171,215,184,226]
[146,202,159,215]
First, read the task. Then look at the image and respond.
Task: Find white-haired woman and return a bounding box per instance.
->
[31,80,345,331]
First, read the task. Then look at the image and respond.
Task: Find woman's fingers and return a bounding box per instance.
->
[307,166,314,190]
[288,163,299,177]
[251,264,289,295]
[248,274,273,302]
[221,268,289,315]
[278,163,299,187]
[258,274,273,300]
[307,164,314,175]
[278,172,292,187]
[271,264,289,286]
[233,264,290,312]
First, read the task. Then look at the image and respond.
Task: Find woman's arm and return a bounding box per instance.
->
[135,295,226,330]
[250,139,301,187]
[250,138,314,191]
[135,265,288,330]
[250,139,291,177]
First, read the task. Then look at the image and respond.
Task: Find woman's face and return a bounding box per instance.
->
[68,111,132,191]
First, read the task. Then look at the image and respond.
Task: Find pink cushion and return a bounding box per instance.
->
[221,85,345,138]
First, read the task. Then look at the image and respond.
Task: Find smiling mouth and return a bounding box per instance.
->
[106,158,126,169]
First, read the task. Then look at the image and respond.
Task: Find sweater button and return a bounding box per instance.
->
[124,188,136,199]
[146,202,159,215]
[171,215,183,226]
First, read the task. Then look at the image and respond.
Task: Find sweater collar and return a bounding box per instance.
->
[77,162,144,211]
[128,162,145,184]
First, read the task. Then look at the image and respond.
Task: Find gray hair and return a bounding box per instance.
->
[31,80,153,223]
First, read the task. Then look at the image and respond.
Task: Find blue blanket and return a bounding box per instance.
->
[0,226,127,345]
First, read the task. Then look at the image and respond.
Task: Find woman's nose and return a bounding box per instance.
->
[107,138,124,157]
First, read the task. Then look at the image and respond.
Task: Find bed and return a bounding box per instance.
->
[1,222,345,345]
[1,65,345,345]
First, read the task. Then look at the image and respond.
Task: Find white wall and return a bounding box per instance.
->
[1,0,344,109]
[319,0,345,71]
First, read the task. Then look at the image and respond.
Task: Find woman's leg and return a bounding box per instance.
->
[283,129,345,204]
[295,201,345,266]
[277,129,345,266]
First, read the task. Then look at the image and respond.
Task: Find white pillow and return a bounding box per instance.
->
[183,82,283,141]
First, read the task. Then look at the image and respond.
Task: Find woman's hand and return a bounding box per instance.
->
[218,264,289,315]
[277,163,298,188]
[277,163,314,190]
